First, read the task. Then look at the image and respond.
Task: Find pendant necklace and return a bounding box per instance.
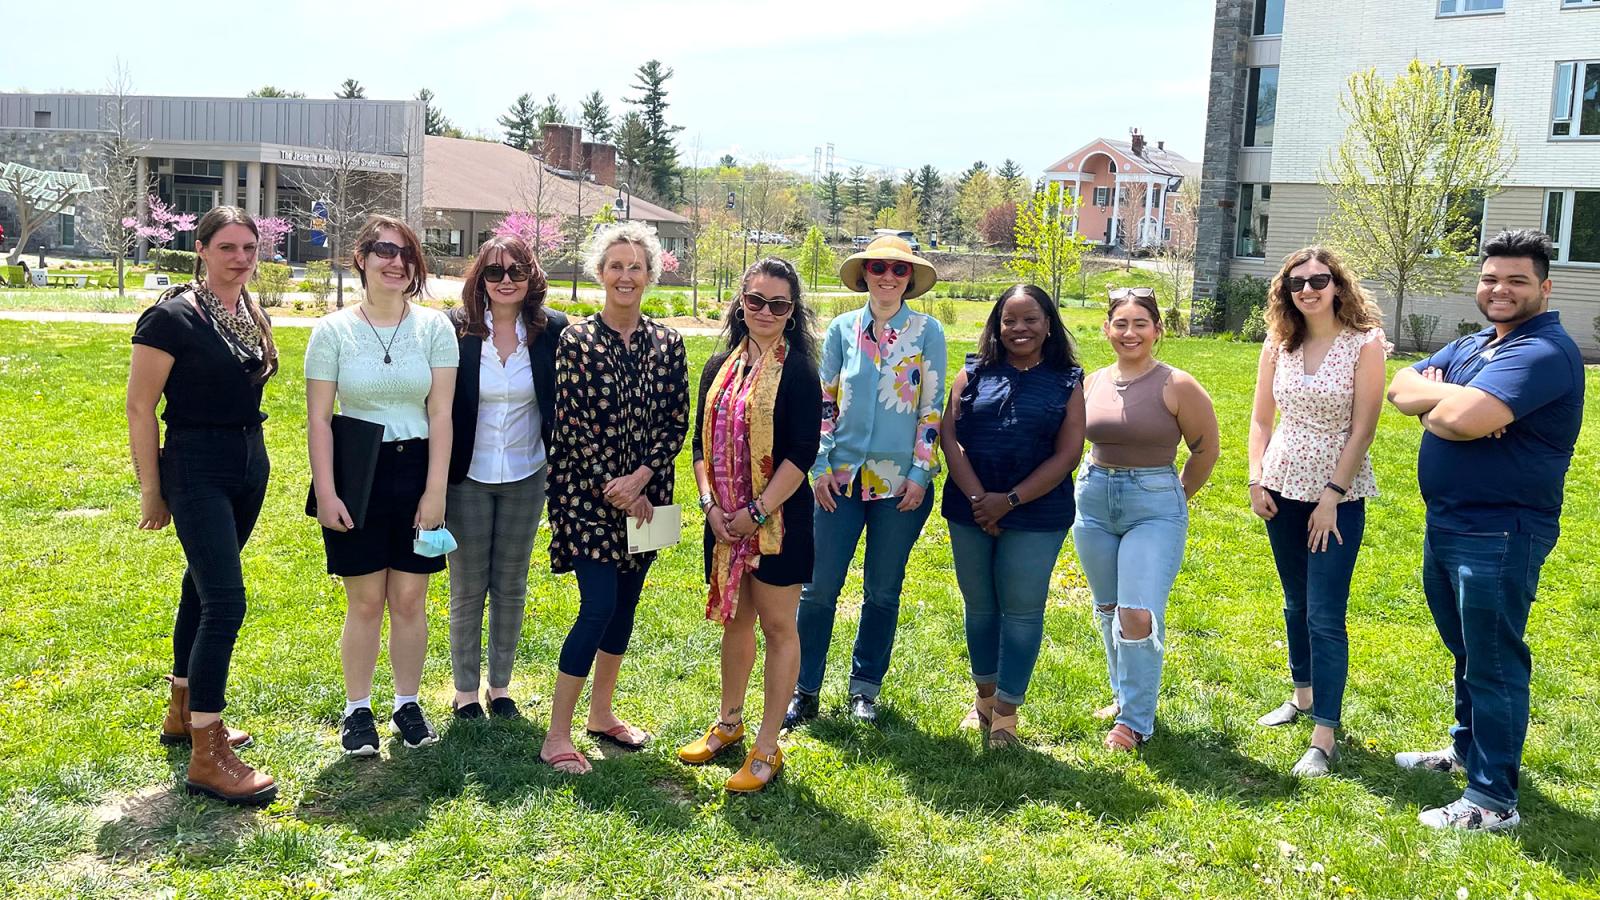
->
[360,302,409,364]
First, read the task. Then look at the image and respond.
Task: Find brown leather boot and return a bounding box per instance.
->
[185,719,276,807]
[160,677,252,749]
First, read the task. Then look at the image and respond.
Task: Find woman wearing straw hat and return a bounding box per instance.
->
[785,235,947,728]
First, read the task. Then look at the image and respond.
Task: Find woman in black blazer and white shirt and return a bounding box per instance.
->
[445,236,568,720]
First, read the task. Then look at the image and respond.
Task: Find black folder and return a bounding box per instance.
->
[305,414,384,530]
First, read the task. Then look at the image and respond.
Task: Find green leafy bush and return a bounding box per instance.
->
[1457,319,1482,338]
[304,261,333,304]
[249,262,292,308]
[1405,313,1441,350]
[1164,301,1187,335]
[149,249,197,274]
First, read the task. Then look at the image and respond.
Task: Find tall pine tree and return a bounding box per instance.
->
[538,94,566,127]
[499,93,541,151]
[614,112,651,189]
[417,88,460,137]
[335,79,366,99]
[579,91,612,142]
[626,60,684,202]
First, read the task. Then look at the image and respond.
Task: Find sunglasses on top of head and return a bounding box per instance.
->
[1287,273,1333,292]
[865,260,912,278]
[367,240,415,261]
[1109,287,1155,300]
[482,263,532,283]
[742,292,793,316]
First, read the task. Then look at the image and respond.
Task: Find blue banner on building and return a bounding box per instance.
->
[309,200,329,248]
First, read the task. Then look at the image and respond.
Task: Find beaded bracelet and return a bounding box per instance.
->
[746,500,769,526]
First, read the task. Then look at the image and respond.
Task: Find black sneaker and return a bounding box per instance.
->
[487,696,521,719]
[452,701,484,720]
[848,693,878,724]
[340,707,380,758]
[782,690,819,731]
[391,702,440,749]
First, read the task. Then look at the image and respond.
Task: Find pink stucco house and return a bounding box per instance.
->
[1043,129,1200,249]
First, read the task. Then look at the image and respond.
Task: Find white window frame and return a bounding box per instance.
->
[1561,0,1600,9]
[1551,60,1600,138]
[1243,67,1278,148]
[1093,186,1110,207]
[1542,188,1600,266]
[1437,0,1504,16]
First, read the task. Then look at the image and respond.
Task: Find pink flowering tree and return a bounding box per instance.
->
[491,211,565,258]
[660,249,680,275]
[124,194,196,268]
[255,216,293,260]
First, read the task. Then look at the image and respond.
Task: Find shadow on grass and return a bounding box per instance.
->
[1337,740,1600,882]
[718,776,885,878]
[294,715,700,839]
[1138,723,1299,807]
[91,748,260,865]
[803,707,1161,822]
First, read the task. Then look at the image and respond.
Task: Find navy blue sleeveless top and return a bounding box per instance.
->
[941,357,1084,532]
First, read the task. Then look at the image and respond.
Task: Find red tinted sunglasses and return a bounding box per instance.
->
[865,260,912,278]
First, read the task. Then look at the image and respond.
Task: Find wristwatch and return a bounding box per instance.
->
[698,493,715,511]
[1006,490,1021,508]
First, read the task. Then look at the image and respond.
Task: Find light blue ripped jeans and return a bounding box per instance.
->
[1071,463,1189,738]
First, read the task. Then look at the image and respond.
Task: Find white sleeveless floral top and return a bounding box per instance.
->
[1260,327,1387,503]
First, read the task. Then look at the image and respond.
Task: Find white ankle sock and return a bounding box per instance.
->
[393,694,419,712]
[344,697,372,719]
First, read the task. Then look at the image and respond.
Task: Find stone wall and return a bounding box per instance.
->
[1194,0,1253,308]
[0,128,104,254]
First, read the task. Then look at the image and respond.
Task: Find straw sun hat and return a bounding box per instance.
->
[838,235,939,300]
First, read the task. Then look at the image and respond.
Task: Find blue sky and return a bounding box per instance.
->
[2,0,1214,178]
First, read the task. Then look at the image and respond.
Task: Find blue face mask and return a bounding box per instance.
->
[413,526,458,558]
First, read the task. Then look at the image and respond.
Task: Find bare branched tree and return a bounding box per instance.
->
[283,105,403,307]
[1113,181,1153,271]
[1154,178,1200,326]
[79,62,146,296]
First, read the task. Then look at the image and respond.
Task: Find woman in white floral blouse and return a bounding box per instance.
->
[1247,246,1388,777]
[784,235,946,728]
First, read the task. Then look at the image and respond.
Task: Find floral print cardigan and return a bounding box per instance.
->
[809,302,947,500]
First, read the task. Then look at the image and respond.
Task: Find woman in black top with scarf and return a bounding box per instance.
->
[127,206,279,806]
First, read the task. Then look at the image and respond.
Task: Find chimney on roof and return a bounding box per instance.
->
[583,142,617,188]
[541,122,583,172]
[1157,140,1165,152]
[1129,128,1145,158]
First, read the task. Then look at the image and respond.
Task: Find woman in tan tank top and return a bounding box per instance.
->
[1073,288,1219,753]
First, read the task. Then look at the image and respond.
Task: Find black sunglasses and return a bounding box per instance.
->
[482,263,532,283]
[742,292,794,316]
[1287,273,1333,292]
[368,240,415,261]
[865,260,912,278]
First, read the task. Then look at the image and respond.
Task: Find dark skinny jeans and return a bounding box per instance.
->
[160,425,270,714]
[1262,490,1365,729]
[558,557,652,678]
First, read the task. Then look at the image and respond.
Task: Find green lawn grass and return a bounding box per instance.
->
[0,321,1596,898]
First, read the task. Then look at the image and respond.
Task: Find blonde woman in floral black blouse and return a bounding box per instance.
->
[540,222,689,774]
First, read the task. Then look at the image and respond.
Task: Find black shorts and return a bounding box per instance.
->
[322,439,447,577]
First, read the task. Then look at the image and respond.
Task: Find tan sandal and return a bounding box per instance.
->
[1103,723,1145,753]
[959,691,994,732]
[986,712,1020,749]
[677,719,744,764]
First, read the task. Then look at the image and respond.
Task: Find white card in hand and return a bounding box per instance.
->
[626,504,682,554]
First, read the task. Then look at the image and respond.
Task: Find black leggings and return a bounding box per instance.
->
[161,426,270,714]
[558,558,652,677]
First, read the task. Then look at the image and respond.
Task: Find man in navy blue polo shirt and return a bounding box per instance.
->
[1386,229,1584,832]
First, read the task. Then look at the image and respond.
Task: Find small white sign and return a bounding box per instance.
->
[626,504,682,555]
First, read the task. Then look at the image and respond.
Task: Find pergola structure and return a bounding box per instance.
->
[0,162,98,264]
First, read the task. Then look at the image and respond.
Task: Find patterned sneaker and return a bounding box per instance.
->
[1418,797,1520,832]
[391,702,440,749]
[340,708,380,758]
[1394,746,1465,774]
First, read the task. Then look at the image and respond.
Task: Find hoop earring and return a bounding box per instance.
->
[734,305,745,321]
[785,316,796,331]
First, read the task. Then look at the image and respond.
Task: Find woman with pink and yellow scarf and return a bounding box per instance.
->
[677,258,821,793]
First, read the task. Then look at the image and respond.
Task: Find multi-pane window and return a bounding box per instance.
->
[1094,186,1111,207]
[1245,67,1278,147]
[1552,61,1600,137]
[1438,0,1503,15]
[1543,189,1600,263]
[425,228,463,257]
[1236,184,1271,258]
[1253,0,1284,35]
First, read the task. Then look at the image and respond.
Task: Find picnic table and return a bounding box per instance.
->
[43,273,89,288]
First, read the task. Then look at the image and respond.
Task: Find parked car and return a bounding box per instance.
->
[872,228,920,251]
[852,235,872,249]
[746,230,792,246]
